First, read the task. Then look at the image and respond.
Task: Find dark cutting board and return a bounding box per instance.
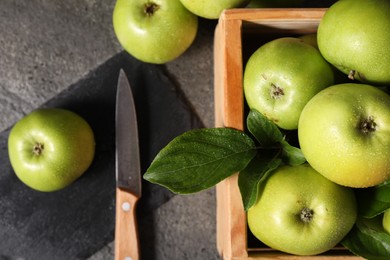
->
[0,51,203,260]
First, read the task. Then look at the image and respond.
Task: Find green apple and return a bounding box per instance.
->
[243,37,334,130]
[113,0,198,64]
[299,34,353,85]
[8,108,95,192]
[299,34,318,49]
[179,0,250,19]
[248,164,357,255]
[317,0,390,85]
[298,83,390,188]
[247,0,304,8]
[383,209,390,234]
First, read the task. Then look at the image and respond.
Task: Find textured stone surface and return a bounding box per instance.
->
[0,0,122,130]
[165,18,217,128]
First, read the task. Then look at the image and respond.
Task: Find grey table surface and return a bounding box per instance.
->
[0,1,217,260]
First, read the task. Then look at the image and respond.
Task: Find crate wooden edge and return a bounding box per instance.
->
[219,8,328,22]
[213,8,363,260]
[214,11,247,259]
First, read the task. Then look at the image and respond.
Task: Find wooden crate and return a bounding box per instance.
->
[213,8,362,260]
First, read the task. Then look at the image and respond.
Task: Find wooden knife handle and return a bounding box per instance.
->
[115,188,140,260]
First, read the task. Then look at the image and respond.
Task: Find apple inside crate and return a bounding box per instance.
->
[213,8,361,260]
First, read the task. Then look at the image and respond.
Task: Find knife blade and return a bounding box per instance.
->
[115,69,142,260]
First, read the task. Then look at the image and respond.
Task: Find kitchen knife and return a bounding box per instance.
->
[115,69,142,260]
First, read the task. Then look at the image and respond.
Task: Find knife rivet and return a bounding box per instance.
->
[124,257,132,260]
[121,202,131,212]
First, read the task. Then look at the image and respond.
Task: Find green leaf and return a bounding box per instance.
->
[342,216,390,259]
[246,109,305,166]
[246,109,283,146]
[280,140,306,166]
[356,182,390,218]
[238,152,282,211]
[144,128,257,194]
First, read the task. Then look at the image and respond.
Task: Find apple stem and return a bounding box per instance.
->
[360,116,376,134]
[348,70,356,80]
[144,2,160,16]
[33,142,44,156]
[300,207,314,223]
[270,83,284,99]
